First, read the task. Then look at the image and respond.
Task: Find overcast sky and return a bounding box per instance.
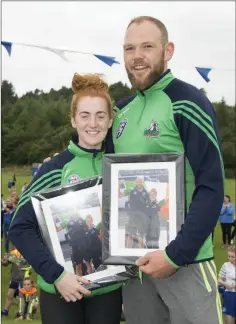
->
[2,1,235,105]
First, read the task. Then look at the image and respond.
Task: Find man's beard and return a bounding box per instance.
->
[126,56,165,91]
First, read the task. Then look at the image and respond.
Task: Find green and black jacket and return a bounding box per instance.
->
[9,137,120,295]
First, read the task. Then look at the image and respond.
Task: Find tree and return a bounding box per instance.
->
[1,80,18,105]
[109,82,135,103]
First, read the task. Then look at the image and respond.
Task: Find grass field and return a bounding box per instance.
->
[1,166,235,323]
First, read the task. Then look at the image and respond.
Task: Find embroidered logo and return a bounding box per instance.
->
[68,174,80,184]
[144,120,160,138]
[116,119,128,139]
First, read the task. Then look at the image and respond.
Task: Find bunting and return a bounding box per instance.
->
[195,67,212,82]
[1,40,119,67]
[2,41,234,81]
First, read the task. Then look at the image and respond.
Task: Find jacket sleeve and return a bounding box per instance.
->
[27,293,37,316]
[227,204,234,216]
[9,162,64,284]
[165,94,224,266]
[220,206,226,215]
[18,293,26,316]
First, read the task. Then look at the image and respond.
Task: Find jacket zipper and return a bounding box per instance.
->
[92,152,98,175]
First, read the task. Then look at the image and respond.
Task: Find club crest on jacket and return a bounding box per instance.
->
[144,120,160,138]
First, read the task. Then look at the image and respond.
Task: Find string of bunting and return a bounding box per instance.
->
[1,40,119,67]
[1,41,235,81]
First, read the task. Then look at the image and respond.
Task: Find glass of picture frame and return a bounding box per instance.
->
[102,153,185,265]
[31,176,135,289]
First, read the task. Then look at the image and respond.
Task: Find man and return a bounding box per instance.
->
[66,216,90,276]
[126,177,150,248]
[108,16,224,324]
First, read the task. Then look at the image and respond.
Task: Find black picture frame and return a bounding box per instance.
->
[102,153,185,265]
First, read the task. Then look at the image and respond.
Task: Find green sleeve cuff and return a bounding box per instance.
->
[54,270,66,285]
[163,250,180,269]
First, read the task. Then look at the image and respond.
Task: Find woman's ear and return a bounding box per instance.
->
[71,117,76,129]
[108,118,113,129]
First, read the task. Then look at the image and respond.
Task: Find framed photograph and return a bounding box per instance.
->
[102,153,185,265]
[31,176,136,288]
[32,177,103,275]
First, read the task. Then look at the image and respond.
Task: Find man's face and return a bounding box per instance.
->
[136,178,144,190]
[124,21,171,91]
[86,215,93,228]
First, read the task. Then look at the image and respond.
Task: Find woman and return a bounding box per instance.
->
[146,188,161,249]
[220,195,235,248]
[9,73,122,324]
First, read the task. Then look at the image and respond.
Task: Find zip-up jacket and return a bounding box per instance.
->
[219,203,234,224]
[108,69,224,267]
[9,137,121,295]
[2,249,32,282]
[18,287,38,317]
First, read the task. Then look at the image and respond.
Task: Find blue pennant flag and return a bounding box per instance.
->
[195,67,212,82]
[94,54,119,66]
[1,41,12,56]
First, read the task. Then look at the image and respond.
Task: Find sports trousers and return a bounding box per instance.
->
[40,287,122,324]
[123,261,223,324]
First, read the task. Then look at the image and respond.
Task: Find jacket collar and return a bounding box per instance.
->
[136,69,174,96]
[68,135,104,158]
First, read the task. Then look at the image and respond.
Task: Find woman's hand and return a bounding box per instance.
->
[55,271,91,302]
[224,283,235,290]
[15,316,24,321]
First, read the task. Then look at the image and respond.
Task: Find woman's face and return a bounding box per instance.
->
[224,196,230,204]
[149,191,157,201]
[71,96,112,150]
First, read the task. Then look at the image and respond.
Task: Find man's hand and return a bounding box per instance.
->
[136,250,177,278]
[55,271,91,302]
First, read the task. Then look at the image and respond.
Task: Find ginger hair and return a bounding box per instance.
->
[70,73,113,119]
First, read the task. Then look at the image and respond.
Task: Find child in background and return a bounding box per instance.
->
[218,246,236,324]
[1,248,32,317]
[16,278,39,321]
[2,199,15,253]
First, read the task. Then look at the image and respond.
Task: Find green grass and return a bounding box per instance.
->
[1,167,235,323]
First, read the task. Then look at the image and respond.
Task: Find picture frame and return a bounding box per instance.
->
[31,176,137,288]
[102,153,185,265]
[32,177,103,274]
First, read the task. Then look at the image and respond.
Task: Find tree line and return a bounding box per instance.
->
[1,80,235,178]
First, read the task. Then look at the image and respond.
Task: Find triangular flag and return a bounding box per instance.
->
[1,41,12,56]
[195,67,212,82]
[94,54,119,67]
[41,47,70,62]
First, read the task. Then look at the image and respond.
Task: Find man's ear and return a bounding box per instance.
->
[164,42,175,62]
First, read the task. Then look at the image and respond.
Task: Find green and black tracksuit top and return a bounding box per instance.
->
[9,138,121,295]
[106,69,224,268]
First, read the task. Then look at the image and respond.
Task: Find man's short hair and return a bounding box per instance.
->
[127,16,168,45]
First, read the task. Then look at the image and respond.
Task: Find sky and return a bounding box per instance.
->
[1,1,235,105]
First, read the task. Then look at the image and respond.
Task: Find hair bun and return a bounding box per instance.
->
[72,73,108,94]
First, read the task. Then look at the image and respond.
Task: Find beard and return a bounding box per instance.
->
[126,53,165,91]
